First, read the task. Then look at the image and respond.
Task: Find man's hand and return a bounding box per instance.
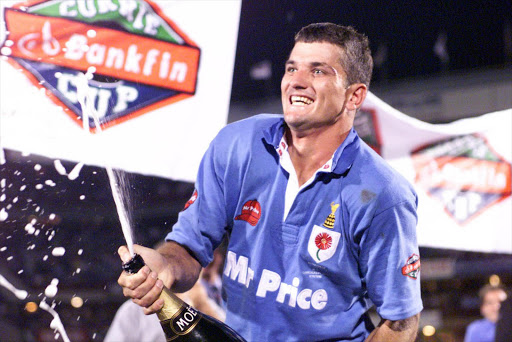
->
[117,241,202,315]
[365,313,420,342]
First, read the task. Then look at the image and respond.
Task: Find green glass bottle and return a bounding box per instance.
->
[122,254,246,342]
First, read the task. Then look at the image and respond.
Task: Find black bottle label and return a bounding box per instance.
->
[160,304,202,340]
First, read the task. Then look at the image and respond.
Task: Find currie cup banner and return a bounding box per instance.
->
[0,0,241,182]
[357,93,512,254]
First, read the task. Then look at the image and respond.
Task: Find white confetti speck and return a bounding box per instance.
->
[45,180,56,187]
[0,208,8,221]
[25,223,36,235]
[52,247,66,257]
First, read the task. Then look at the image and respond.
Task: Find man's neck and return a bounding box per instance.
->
[286,125,351,186]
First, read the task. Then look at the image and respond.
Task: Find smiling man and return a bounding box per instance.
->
[118,23,422,341]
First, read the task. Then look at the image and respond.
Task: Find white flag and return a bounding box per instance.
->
[0,0,241,183]
[357,92,511,253]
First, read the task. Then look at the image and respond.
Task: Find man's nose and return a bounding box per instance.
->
[289,70,310,89]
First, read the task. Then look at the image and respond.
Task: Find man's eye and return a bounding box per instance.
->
[313,69,324,75]
[287,67,296,73]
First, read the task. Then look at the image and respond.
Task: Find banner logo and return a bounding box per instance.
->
[412,134,511,224]
[0,0,201,130]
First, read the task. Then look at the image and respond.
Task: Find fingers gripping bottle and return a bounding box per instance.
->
[122,254,246,342]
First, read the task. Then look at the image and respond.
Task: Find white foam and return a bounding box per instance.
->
[39,300,71,342]
[25,223,36,235]
[0,208,7,221]
[54,160,67,175]
[44,278,59,298]
[0,274,28,300]
[67,162,84,180]
[51,247,65,257]
[45,180,56,187]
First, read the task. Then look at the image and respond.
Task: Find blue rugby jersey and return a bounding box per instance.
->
[167,114,423,341]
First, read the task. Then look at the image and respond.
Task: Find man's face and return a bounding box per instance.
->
[281,42,349,132]
[481,289,507,323]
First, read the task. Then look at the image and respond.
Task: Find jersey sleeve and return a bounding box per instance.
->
[165,135,230,267]
[359,192,423,321]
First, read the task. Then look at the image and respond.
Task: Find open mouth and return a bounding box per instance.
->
[290,95,314,106]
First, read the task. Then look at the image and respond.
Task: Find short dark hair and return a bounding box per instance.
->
[294,23,373,88]
[479,284,507,305]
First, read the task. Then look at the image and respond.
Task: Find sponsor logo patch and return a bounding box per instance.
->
[412,134,511,224]
[0,0,200,130]
[183,189,198,211]
[235,200,261,226]
[401,254,421,279]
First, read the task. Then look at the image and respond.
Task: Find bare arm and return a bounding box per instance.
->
[177,279,226,321]
[117,241,202,314]
[365,314,420,342]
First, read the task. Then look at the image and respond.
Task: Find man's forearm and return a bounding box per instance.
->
[365,314,420,342]
[156,241,202,292]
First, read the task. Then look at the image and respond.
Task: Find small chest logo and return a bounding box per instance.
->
[235,200,261,226]
[323,202,340,229]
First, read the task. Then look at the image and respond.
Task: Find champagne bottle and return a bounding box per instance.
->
[122,254,246,342]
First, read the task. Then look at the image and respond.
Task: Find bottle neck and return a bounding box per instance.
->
[157,287,187,321]
[122,254,187,320]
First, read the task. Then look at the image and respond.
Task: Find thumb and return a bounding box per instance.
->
[117,245,133,263]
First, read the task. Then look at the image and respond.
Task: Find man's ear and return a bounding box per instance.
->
[346,83,367,111]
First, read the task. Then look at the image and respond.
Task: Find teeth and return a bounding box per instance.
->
[291,95,313,105]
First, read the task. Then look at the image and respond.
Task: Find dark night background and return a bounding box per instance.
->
[231,0,512,101]
[1,1,511,341]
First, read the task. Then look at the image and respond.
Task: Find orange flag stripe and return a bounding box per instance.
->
[4,9,200,93]
[414,155,511,194]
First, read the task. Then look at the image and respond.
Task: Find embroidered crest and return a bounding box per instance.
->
[307,225,341,263]
[401,254,421,279]
[323,202,340,229]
